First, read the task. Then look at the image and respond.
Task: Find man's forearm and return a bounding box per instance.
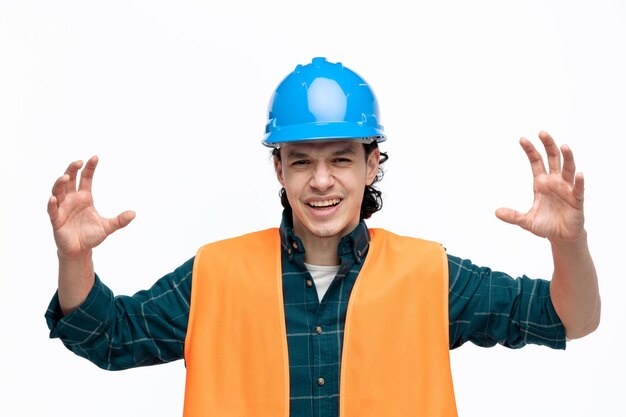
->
[57,250,95,316]
[549,231,601,339]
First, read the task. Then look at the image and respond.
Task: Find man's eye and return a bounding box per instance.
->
[333,158,351,164]
[292,160,310,166]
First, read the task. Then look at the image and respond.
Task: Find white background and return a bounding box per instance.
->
[1,1,624,416]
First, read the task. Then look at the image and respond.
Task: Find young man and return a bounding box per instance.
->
[46,57,600,416]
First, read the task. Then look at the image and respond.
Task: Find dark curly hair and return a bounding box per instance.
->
[272,142,389,220]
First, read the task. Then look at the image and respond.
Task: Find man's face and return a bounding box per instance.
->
[274,140,380,241]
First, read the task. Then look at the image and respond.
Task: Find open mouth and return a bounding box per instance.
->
[307,198,342,209]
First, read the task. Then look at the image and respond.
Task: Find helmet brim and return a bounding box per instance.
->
[262,122,386,148]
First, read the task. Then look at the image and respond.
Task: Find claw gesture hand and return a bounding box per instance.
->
[47,156,135,258]
[495,131,585,243]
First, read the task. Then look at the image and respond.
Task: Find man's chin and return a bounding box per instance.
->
[294,216,355,240]
[308,222,353,240]
[312,230,342,239]
[299,222,343,240]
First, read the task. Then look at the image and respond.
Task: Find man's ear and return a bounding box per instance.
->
[366,148,380,185]
[274,155,286,187]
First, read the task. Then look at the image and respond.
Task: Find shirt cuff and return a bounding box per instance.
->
[45,274,114,344]
[520,281,567,350]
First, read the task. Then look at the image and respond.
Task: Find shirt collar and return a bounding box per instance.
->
[279,210,370,264]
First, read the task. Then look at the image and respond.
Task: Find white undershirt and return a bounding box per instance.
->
[304,263,340,301]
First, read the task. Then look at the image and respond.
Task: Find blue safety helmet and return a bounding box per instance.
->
[262,57,386,147]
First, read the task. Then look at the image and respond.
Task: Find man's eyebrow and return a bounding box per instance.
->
[285,150,309,159]
[332,147,357,156]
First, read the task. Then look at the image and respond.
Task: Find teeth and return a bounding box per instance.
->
[308,199,341,208]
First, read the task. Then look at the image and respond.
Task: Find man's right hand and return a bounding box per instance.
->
[48,156,135,314]
[48,156,135,257]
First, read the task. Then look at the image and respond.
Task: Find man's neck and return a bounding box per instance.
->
[300,234,341,266]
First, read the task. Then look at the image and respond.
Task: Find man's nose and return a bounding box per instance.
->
[310,164,334,190]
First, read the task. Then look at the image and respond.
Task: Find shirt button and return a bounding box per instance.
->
[317,377,325,386]
[314,325,323,334]
[357,250,362,257]
[306,279,313,288]
[292,241,299,249]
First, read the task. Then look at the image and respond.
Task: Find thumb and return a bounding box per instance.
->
[495,207,523,226]
[105,210,136,235]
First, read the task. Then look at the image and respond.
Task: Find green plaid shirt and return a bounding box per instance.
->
[46,214,565,417]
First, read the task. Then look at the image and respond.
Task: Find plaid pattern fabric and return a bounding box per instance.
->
[278,220,369,416]
[46,215,566,417]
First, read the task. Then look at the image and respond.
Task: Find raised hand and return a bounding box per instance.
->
[47,156,135,258]
[495,131,585,243]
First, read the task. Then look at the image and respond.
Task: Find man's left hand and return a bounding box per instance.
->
[495,130,586,243]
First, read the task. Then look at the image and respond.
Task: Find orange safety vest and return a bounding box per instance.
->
[184,228,457,417]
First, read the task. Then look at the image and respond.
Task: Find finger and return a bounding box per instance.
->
[519,137,547,177]
[495,207,528,229]
[78,156,99,193]
[104,210,136,235]
[64,160,84,193]
[51,174,69,206]
[561,144,576,184]
[538,131,561,173]
[47,196,59,223]
[573,172,585,203]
